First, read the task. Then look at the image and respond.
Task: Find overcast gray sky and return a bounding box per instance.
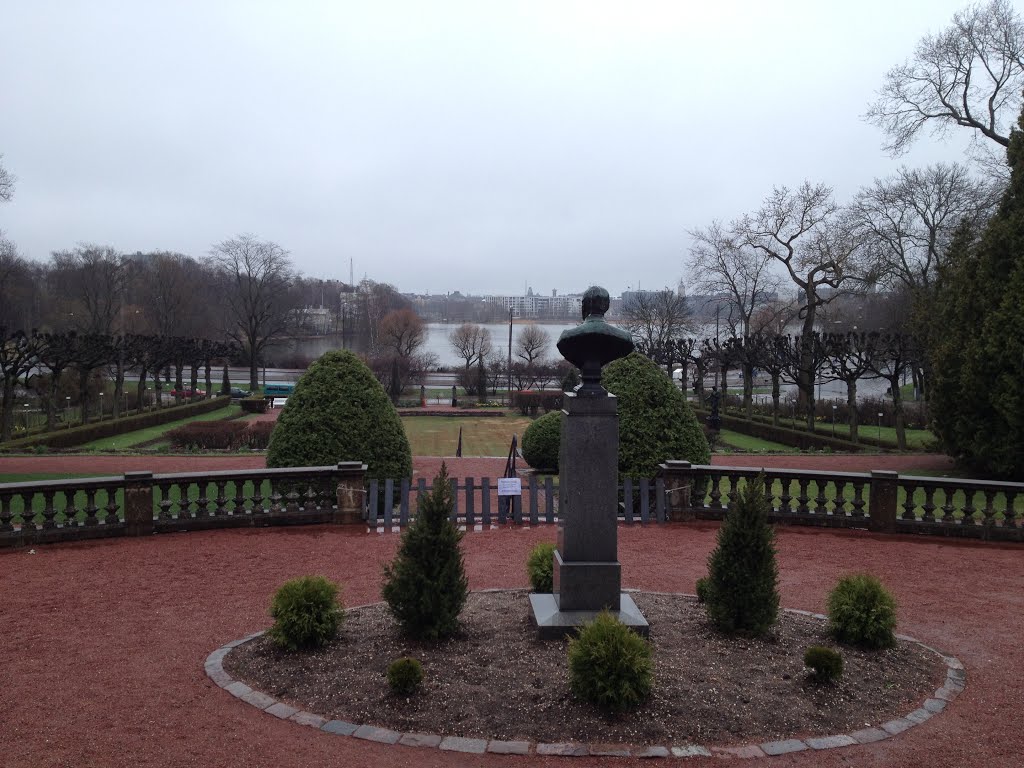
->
[1,0,981,296]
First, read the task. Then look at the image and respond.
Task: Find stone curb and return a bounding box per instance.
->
[205,595,966,759]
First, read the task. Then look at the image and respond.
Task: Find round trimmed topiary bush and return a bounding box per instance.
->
[268,575,344,651]
[526,540,557,593]
[602,352,710,481]
[266,350,412,482]
[567,610,653,711]
[804,645,843,684]
[387,657,424,694]
[522,411,562,472]
[827,573,897,650]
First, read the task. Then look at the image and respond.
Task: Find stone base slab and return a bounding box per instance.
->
[529,592,649,639]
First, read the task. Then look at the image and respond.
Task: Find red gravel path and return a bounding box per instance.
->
[1,523,1021,768]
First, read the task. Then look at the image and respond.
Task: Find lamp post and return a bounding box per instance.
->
[831,404,837,438]
[65,396,71,428]
[877,411,883,444]
[99,392,104,421]
[22,403,29,432]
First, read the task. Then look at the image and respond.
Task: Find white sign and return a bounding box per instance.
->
[497,477,522,496]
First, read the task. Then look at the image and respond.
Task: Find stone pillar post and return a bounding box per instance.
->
[869,470,899,533]
[554,392,621,611]
[658,460,694,522]
[124,471,154,537]
[334,462,368,525]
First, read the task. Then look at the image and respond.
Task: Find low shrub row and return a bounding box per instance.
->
[0,397,232,452]
[167,419,274,450]
[513,389,563,416]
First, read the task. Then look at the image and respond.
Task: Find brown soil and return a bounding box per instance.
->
[225,591,942,747]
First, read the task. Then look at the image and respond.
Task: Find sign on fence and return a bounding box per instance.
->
[497,477,522,496]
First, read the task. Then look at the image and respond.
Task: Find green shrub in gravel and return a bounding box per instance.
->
[827,573,897,650]
[527,541,557,593]
[602,352,710,481]
[695,576,710,604]
[804,645,843,683]
[387,657,424,694]
[521,410,562,472]
[382,463,468,640]
[567,610,653,711]
[704,473,779,637]
[268,575,344,651]
[266,350,412,483]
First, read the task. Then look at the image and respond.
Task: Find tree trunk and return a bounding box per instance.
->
[249,357,259,392]
[78,368,91,424]
[889,375,906,450]
[154,374,164,409]
[742,360,754,419]
[204,361,212,399]
[846,379,859,443]
[693,361,706,406]
[174,364,184,404]
[46,369,62,431]
[771,375,781,427]
[678,361,689,396]
[136,369,148,412]
[221,363,230,396]
[800,306,817,432]
[189,364,199,399]
[113,358,125,419]
[1,378,15,441]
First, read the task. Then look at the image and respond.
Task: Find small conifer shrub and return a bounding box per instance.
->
[268,575,344,651]
[704,474,779,636]
[387,657,424,694]
[567,611,653,711]
[382,463,468,640]
[527,541,557,593]
[827,574,897,649]
[804,645,843,684]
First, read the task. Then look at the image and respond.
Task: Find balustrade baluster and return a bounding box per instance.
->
[851,481,866,518]
[922,486,936,523]
[830,480,845,516]
[941,486,956,524]
[1004,491,1018,528]
[269,485,283,516]
[103,488,119,524]
[725,474,739,508]
[813,480,828,515]
[215,481,229,516]
[196,482,212,517]
[709,473,723,510]
[982,490,996,526]
[251,481,265,516]
[304,483,317,513]
[20,492,37,533]
[962,489,977,525]
[779,477,793,514]
[901,481,917,520]
[84,489,99,526]
[41,491,58,529]
[796,479,810,515]
[232,480,246,516]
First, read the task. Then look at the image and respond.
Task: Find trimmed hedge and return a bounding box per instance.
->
[167,420,249,450]
[514,390,563,415]
[567,610,653,711]
[522,411,562,472]
[268,575,344,651]
[603,353,711,480]
[827,574,897,649]
[0,397,231,452]
[266,350,412,481]
[244,420,274,449]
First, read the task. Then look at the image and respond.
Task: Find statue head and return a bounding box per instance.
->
[581,286,610,320]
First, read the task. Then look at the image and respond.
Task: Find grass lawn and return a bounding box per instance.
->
[752,414,935,451]
[715,430,794,453]
[77,404,243,451]
[401,415,533,456]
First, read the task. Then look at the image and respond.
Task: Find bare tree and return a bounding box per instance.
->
[448,323,492,369]
[376,308,427,402]
[866,0,1024,172]
[49,245,129,335]
[850,163,997,292]
[688,221,780,337]
[736,182,866,429]
[138,252,211,337]
[210,234,295,390]
[0,154,14,203]
[0,329,39,440]
[620,288,693,352]
[515,323,550,366]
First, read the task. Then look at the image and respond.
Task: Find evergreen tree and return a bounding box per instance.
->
[704,474,779,636]
[926,102,1024,478]
[381,463,468,640]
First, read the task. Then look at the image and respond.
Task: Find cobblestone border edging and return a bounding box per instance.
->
[205,592,966,759]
